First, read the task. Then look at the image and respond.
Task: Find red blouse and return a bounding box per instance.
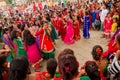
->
[36,72,62,80]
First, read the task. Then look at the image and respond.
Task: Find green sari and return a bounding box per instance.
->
[13,38,27,56]
[49,22,58,42]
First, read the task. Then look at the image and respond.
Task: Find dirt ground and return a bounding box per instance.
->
[38,30,108,71]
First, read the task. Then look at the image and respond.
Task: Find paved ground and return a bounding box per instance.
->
[39,30,108,71]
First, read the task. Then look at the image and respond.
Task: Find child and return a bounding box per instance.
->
[111,18,118,36]
[107,34,120,80]
[104,13,113,39]
[94,19,101,30]
[24,30,42,71]
[112,11,119,21]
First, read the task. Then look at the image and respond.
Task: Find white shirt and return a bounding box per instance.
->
[100,8,109,22]
[98,0,103,3]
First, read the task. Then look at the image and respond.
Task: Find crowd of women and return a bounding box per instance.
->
[1,40,120,80]
[0,0,120,80]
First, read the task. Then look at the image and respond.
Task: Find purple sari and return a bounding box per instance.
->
[111,29,120,40]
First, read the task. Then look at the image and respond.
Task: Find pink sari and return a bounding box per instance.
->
[64,20,75,44]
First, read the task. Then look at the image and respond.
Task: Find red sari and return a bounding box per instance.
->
[103,39,118,57]
[58,17,66,41]
[78,9,84,17]
[35,28,54,53]
[38,2,42,11]
[73,20,80,41]
[104,17,113,38]
[33,4,36,12]
[52,17,59,31]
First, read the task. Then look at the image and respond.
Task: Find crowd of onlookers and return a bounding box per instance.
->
[0,42,120,80]
[0,0,120,80]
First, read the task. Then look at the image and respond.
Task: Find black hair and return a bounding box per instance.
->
[0,54,7,80]
[38,15,42,21]
[85,11,89,15]
[11,30,18,41]
[0,26,2,38]
[92,45,103,61]
[21,23,29,31]
[17,24,21,29]
[113,18,118,22]
[116,33,120,44]
[35,20,41,28]
[9,25,13,32]
[69,14,73,20]
[42,21,48,27]
[59,48,74,56]
[23,30,35,45]
[85,61,101,80]
[46,16,51,22]
[58,52,78,80]
[20,24,25,31]
[47,58,57,78]
[103,2,108,9]
[2,27,9,34]
[8,56,29,80]
[77,15,80,21]
[46,13,51,22]
[117,23,120,29]
[58,49,74,74]
[58,13,62,17]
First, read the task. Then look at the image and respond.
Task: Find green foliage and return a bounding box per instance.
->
[6,0,12,4]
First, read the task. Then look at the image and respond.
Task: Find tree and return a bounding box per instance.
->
[6,0,13,4]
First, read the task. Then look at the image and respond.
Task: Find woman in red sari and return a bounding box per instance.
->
[33,2,36,12]
[35,21,55,59]
[58,14,66,40]
[38,2,42,11]
[73,16,80,41]
[52,14,59,31]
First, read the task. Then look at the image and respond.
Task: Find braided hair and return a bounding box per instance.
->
[58,50,78,80]
[91,45,103,61]
[85,61,101,80]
